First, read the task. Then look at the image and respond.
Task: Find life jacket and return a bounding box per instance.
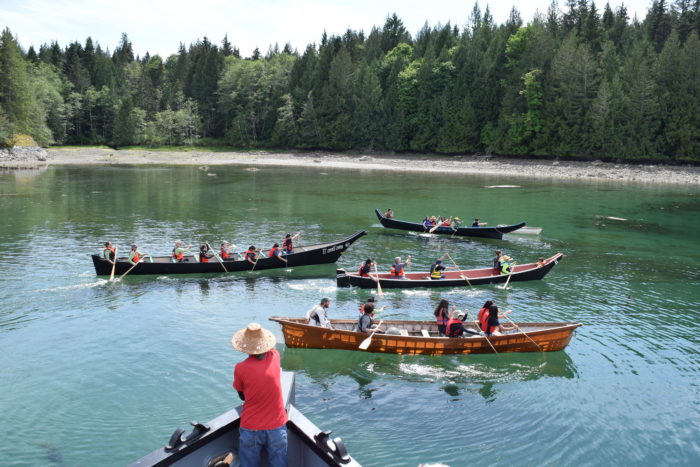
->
[430,263,443,279]
[200,251,210,263]
[358,263,371,277]
[220,248,229,259]
[131,251,140,263]
[445,318,463,337]
[245,248,256,261]
[269,246,279,257]
[103,246,115,260]
[443,219,451,226]
[172,248,184,261]
[478,308,489,332]
[435,308,449,326]
[390,264,404,277]
[283,237,293,251]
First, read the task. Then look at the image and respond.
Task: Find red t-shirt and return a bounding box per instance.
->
[233,348,287,430]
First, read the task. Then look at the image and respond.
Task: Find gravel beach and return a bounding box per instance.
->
[3,147,699,185]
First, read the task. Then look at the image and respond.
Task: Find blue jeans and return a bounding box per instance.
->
[239,425,288,467]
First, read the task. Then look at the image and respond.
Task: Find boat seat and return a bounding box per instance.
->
[421,329,431,337]
[399,329,409,336]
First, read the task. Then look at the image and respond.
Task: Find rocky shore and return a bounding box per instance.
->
[3,146,699,185]
[0,146,48,168]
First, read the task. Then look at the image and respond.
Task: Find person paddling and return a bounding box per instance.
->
[268,243,287,263]
[390,256,411,278]
[199,244,215,263]
[128,244,145,265]
[172,241,192,263]
[220,241,236,260]
[445,310,479,337]
[245,246,260,265]
[433,299,451,336]
[282,232,301,254]
[102,242,116,264]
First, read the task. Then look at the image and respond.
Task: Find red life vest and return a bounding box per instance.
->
[445,318,462,337]
[283,237,293,251]
[269,246,279,257]
[220,248,229,259]
[104,246,115,260]
[173,248,184,260]
[246,248,256,261]
[479,309,497,334]
[436,308,449,326]
[358,263,371,277]
[390,264,404,277]
[200,252,209,263]
[131,252,140,263]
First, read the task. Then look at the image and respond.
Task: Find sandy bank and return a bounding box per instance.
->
[8,147,700,185]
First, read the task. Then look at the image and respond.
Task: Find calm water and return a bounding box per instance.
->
[0,165,699,466]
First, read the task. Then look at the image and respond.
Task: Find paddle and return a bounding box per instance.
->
[499,261,516,290]
[445,252,471,287]
[358,320,383,350]
[475,319,498,353]
[373,264,384,298]
[250,249,262,272]
[119,258,141,280]
[429,219,445,233]
[505,313,542,352]
[109,246,118,281]
[208,242,228,273]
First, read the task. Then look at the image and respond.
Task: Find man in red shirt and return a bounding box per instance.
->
[232,323,287,467]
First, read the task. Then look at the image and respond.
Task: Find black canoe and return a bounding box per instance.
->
[92,231,366,276]
[374,209,525,239]
[131,372,360,467]
[337,253,564,289]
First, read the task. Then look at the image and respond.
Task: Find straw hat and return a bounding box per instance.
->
[452,310,466,319]
[231,323,276,355]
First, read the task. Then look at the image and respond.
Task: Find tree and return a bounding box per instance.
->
[112,96,137,146]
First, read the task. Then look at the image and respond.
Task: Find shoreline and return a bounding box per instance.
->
[4,147,700,185]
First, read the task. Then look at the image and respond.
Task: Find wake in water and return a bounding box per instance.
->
[36,279,111,293]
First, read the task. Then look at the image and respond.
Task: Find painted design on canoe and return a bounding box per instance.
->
[337,253,564,289]
[270,317,582,355]
[374,208,525,239]
[92,231,366,276]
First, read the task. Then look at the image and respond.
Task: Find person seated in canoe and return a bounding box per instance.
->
[477,300,494,330]
[357,258,377,277]
[268,243,287,263]
[383,208,394,218]
[306,298,332,328]
[472,218,487,227]
[199,244,215,263]
[451,217,462,229]
[102,241,116,264]
[433,299,452,336]
[492,250,514,274]
[422,217,431,228]
[390,256,411,278]
[429,255,456,279]
[220,241,236,261]
[358,303,383,333]
[245,245,260,265]
[442,217,452,227]
[481,305,515,336]
[445,310,480,337]
[128,244,146,265]
[359,296,386,316]
[537,257,546,267]
[172,241,192,262]
[282,232,301,254]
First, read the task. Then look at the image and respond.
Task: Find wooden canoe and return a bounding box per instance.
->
[375,209,526,239]
[131,372,360,467]
[269,317,582,355]
[500,225,543,235]
[92,230,366,276]
[337,252,564,289]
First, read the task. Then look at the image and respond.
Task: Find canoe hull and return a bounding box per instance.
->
[337,253,564,289]
[92,231,366,276]
[270,318,581,355]
[375,209,525,239]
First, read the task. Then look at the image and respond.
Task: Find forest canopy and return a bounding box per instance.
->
[1,1,699,162]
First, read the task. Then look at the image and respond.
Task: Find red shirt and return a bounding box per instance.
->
[233,348,287,430]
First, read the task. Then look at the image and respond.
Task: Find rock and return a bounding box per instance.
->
[0,146,48,166]
[591,160,603,166]
[359,156,372,161]
[552,161,560,166]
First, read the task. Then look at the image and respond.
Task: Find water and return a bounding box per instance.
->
[0,165,699,466]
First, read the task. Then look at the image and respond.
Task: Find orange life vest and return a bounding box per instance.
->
[220,248,229,259]
[131,252,140,263]
[269,246,279,257]
[445,318,463,337]
[390,264,404,277]
[200,252,210,263]
[172,248,184,260]
[358,263,371,277]
[104,246,115,260]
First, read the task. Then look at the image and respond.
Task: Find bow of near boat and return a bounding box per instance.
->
[337,252,564,289]
[374,208,525,239]
[270,317,581,355]
[130,372,360,467]
[92,230,367,276]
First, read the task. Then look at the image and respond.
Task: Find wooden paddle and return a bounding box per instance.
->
[250,249,262,272]
[373,264,384,298]
[429,219,445,233]
[499,261,516,290]
[445,253,471,287]
[208,242,228,273]
[505,313,542,352]
[475,319,498,353]
[109,246,118,281]
[358,320,383,350]
[119,257,141,280]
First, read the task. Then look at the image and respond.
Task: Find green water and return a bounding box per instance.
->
[0,165,699,466]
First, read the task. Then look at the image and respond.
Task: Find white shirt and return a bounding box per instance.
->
[307,304,330,327]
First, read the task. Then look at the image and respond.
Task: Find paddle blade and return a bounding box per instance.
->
[358,336,372,350]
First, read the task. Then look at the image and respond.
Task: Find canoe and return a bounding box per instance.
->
[130,372,360,467]
[92,230,367,276]
[269,317,582,355]
[499,225,542,235]
[375,209,525,239]
[337,253,564,289]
